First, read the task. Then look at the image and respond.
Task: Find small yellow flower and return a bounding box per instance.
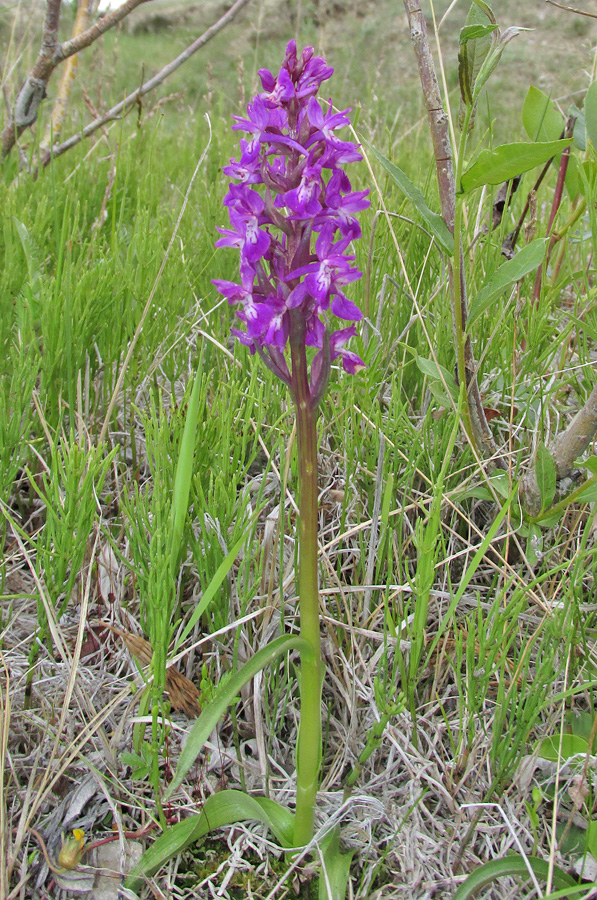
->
[57,829,85,870]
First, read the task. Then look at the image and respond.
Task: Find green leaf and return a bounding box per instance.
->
[458,19,498,106]
[575,455,597,476]
[586,820,597,861]
[575,477,597,503]
[537,733,589,762]
[585,80,597,150]
[127,790,295,893]
[452,854,576,900]
[319,827,355,900]
[566,710,597,750]
[363,140,454,254]
[522,86,564,143]
[166,634,313,798]
[467,238,548,327]
[460,140,573,193]
[570,105,586,151]
[415,356,458,401]
[535,442,557,511]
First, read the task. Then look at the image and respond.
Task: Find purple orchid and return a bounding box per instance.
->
[213,40,369,401]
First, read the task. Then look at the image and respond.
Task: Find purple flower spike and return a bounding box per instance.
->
[213,41,370,405]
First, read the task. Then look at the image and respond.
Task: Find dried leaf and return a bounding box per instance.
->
[104,625,200,718]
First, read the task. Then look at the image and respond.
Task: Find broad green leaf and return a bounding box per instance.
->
[166,634,313,797]
[566,710,597,750]
[363,140,454,254]
[467,238,548,327]
[537,733,589,762]
[575,477,597,503]
[535,442,557,511]
[415,356,458,401]
[452,854,576,900]
[460,139,573,193]
[566,155,582,202]
[575,455,597,477]
[458,18,498,107]
[522,86,564,143]
[570,104,586,151]
[127,790,295,893]
[319,826,355,900]
[585,80,597,149]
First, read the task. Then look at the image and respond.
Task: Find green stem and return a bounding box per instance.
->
[289,312,322,848]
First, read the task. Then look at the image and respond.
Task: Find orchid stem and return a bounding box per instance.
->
[290,312,322,848]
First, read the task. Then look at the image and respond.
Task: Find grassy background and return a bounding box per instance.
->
[1,0,597,897]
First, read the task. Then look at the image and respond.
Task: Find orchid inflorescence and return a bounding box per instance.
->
[213,40,370,404]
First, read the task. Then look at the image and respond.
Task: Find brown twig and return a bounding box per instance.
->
[531,117,575,305]
[502,155,555,258]
[40,0,253,167]
[1,0,153,158]
[402,0,503,463]
[545,0,597,18]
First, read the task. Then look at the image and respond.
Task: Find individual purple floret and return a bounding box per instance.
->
[213,40,369,402]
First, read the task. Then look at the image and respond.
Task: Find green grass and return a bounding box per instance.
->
[2,1,597,898]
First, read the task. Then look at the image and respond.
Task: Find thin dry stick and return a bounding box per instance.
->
[98,121,211,445]
[1,0,153,158]
[42,0,253,166]
[402,0,503,463]
[40,0,92,152]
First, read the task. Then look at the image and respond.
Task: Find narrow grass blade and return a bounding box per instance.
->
[173,523,256,652]
[127,789,295,893]
[363,139,455,254]
[166,634,313,798]
[425,485,516,663]
[452,854,576,900]
[170,366,204,576]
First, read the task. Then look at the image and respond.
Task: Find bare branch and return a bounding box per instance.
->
[402,0,503,463]
[55,0,153,63]
[43,0,253,165]
[545,0,597,18]
[1,0,62,155]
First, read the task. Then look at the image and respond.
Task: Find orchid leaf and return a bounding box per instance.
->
[166,634,313,797]
[452,854,576,900]
[467,238,547,327]
[460,140,573,193]
[363,140,454,254]
[318,826,355,900]
[126,790,294,893]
